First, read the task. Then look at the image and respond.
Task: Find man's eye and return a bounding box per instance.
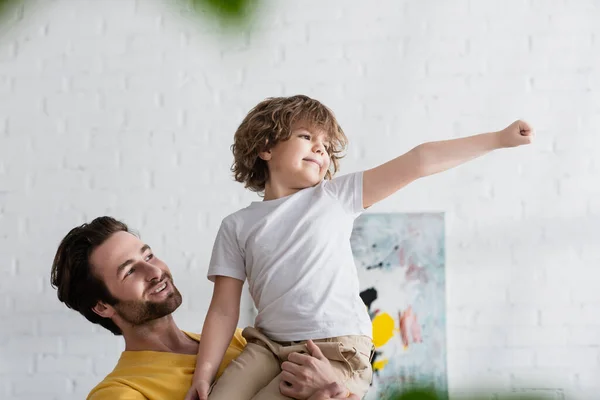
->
[125,268,135,277]
[145,254,154,261]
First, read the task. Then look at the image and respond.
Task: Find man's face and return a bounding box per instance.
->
[89,231,182,328]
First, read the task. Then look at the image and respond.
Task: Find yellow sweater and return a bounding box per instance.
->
[87,329,246,400]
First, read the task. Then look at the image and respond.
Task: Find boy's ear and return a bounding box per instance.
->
[258,149,272,161]
[258,141,272,161]
[92,301,115,319]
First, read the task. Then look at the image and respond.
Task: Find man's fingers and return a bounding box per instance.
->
[279,379,299,398]
[307,382,346,400]
[306,340,326,360]
[281,360,302,374]
[288,350,313,365]
[280,370,298,386]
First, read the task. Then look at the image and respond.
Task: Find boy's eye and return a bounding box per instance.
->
[125,268,135,277]
[145,254,154,261]
[300,134,310,140]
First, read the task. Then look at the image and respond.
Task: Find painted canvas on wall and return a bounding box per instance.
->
[351,213,447,399]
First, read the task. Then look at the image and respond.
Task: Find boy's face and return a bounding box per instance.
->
[263,122,331,190]
[89,231,182,327]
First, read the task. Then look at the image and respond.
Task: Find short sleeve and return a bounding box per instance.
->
[207,217,246,282]
[321,171,365,216]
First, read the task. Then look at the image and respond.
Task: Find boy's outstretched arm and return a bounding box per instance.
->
[362,120,534,208]
[185,276,243,400]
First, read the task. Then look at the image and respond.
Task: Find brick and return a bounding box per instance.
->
[70,375,107,399]
[0,276,42,295]
[567,327,600,346]
[448,326,507,348]
[11,375,70,395]
[62,334,122,356]
[36,354,92,375]
[452,283,507,307]
[475,306,540,327]
[37,314,97,335]
[2,336,62,356]
[509,367,576,387]
[540,306,586,326]
[536,347,600,368]
[0,355,34,374]
[507,283,571,305]
[0,315,37,336]
[506,327,569,347]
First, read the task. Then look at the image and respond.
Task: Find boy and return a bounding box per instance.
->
[187,95,533,399]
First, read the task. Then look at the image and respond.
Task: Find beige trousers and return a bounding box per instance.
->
[208,327,374,400]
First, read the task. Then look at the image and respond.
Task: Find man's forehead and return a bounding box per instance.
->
[90,231,142,273]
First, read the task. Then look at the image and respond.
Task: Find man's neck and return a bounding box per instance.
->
[121,315,198,355]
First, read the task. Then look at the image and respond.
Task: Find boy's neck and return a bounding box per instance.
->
[263,180,301,201]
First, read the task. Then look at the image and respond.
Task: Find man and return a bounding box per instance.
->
[51,216,358,400]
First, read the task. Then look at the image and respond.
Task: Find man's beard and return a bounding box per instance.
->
[113,282,183,326]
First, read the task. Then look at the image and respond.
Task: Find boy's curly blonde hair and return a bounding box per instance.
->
[231,95,348,193]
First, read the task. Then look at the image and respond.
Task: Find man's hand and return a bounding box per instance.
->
[279,340,340,399]
[183,379,210,400]
[308,382,360,400]
[496,120,534,148]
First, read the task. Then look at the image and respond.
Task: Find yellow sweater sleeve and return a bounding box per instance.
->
[87,385,146,400]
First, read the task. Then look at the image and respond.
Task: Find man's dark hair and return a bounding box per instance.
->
[51,216,130,335]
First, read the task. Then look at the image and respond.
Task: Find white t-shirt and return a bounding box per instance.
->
[207,172,372,341]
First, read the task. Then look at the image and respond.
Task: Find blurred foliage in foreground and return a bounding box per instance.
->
[382,386,561,400]
[0,0,257,28]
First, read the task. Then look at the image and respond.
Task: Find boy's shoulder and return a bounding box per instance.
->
[218,204,256,229]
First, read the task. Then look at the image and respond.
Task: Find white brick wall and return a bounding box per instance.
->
[0,0,598,399]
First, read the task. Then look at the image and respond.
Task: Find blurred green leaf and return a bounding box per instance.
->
[391,388,442,400]
[184,0,256,26]
[383,387,557,400]
[191,0,251,19]
[0,0,257,33]
[0,0,22,20]
[381,387,443,400]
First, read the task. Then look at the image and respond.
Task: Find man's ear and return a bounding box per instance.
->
[92,301,115,319]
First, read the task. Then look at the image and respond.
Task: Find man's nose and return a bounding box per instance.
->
[144,263,163,282]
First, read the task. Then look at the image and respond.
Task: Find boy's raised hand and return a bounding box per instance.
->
[496,120,534,148]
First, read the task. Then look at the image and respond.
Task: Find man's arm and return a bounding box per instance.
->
[362,120,534,208]
[185,276,244,400]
